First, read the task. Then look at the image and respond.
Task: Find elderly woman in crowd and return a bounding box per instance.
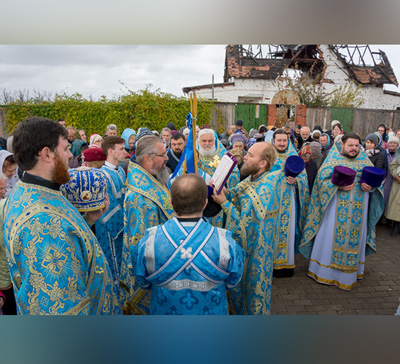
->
[228,133,248,154]
[89,133,103,148]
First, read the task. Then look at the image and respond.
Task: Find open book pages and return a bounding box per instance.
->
[211,153,238,194]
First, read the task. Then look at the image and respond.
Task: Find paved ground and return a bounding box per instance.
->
[271,223,400,315]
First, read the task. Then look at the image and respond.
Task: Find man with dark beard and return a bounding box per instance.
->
[299,132,384,291]
[120,135,174,314]
[2,117,120,315]
[166,132,186,173]
[212,142,281,315]
[270,129,310,278]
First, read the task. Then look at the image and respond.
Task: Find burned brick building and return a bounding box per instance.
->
[183,44,400,111]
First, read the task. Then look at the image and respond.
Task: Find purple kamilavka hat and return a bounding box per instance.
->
[360,166,385,187]
[331,165,357,187]
[284,155,305,178]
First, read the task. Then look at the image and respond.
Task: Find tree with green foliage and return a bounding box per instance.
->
[329,82,364,108]
[278,69,364,108]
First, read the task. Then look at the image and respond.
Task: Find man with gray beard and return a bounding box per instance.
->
[197,129,241,227]
[120,135,174,314]
[197,129,240,190]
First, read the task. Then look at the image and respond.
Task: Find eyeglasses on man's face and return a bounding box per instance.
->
[153,152,168,158]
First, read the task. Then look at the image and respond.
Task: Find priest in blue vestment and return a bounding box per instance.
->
[197,129,240,227]
[132,173,245,315]
[270,129,310,277]
[120,134,174,314]
[299,132,384,290]
[3,117,120,315]
[212,142,280,315]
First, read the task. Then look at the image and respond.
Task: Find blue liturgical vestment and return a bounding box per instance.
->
[269,142,310,270]
[299,144,384,290]
[3,178,120,315]
[95,164,126,301]
[132,217,245,315]
[198,141,240,228]
[167,167,211,190]
[198,141,240,191]
[221,171,280,315]
[120,161,174,314]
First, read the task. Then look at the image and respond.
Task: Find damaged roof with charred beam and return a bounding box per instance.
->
[329,45,398,86]
[224,44,325,82]
[224,44,398,87]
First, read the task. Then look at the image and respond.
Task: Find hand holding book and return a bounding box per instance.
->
[210,153,237,194]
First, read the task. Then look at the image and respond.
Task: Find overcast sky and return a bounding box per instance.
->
[1,44,400,101]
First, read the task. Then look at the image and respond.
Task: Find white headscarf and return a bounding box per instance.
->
[0,150,19,197]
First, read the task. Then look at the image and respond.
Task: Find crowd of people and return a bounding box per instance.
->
[0,115,399,315]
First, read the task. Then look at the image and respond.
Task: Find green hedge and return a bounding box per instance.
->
[1,89,216,136]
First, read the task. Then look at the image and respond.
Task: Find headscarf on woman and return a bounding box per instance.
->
[89,133,103,147]
[121,128,137,152]
[377,123,389,143]
[70,139,88,158]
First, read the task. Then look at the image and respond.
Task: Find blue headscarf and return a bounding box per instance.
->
[319,132,331,148]
[121,128,137,150]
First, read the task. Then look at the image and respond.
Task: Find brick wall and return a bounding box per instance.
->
[295,105,306,126]
[267,104,277,126]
